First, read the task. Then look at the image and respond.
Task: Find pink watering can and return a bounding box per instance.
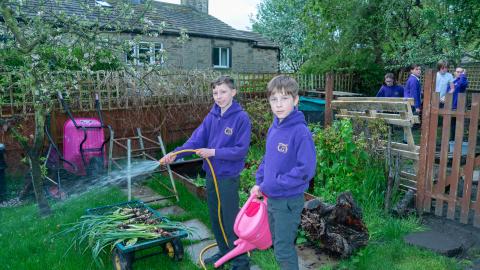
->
[214,193,272,268]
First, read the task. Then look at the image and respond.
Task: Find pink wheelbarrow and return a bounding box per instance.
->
[214,193,272,268]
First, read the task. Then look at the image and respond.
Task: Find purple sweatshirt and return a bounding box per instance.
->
[404,74,422,109]
[256,109,316,199]
[174,100,251,178]
[452,74,469,110]
[376,85,404,98]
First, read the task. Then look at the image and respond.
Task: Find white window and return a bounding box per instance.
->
[125,42,164,66]
[213,47,231,68]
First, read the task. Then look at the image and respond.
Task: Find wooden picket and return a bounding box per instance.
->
[416,70,480,227]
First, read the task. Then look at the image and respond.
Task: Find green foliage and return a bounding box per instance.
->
[240,145,264,193]
[243,99,273,146]
[311,119,369,202]
[192,174,206,187]
[252,0,308,72]
[255,0,480,93]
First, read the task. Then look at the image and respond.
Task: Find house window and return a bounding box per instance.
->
[125,42,164,66]
[213,47,231,68]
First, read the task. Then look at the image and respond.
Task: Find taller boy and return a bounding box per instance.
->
[161,76,251,270]
[251,75,316,270]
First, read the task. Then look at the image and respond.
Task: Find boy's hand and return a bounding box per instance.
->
[250,185,262,198]
[159,153,177,165]
[196,148,215,158]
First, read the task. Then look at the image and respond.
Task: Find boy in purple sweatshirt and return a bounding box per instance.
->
[251,75,316,270]
[160,76,251,270]
[376,73,404,98]
[404,64,422,114]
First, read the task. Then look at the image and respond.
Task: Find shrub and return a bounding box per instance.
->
[243,99,273,146]
[311,119,386,205]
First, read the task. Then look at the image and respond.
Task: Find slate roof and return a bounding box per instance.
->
[7,0,278,49]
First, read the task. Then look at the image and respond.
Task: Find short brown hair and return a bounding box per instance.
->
[437,60,448,71]
[267,75,299,98]
[211,75,235,90]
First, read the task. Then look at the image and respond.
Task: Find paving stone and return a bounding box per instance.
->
[297,244,337,270]
[185,240,218,266]
[404,230,463,257]
[157,205,186,216]
[183,219,213,241]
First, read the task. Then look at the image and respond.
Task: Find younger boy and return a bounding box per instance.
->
[435,60,454,103]
[250,75,316,270]
[404,64,422,114]
[161,76,251,270]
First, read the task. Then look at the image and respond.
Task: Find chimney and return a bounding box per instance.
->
[181,0,208,14]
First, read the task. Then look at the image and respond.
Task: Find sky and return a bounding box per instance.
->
[157,0,262,30]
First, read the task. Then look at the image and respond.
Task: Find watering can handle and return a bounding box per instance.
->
[236,193,266,221]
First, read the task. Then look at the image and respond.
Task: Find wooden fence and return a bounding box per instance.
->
[0,69,354,173]
[398,62,480,93]
[416,70,480,227]
[0,70,354,117]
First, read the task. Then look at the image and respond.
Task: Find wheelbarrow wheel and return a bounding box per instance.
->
[163,238,184,261]
[112,247,133,270]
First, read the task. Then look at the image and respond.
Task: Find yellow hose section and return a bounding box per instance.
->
[166,149,229,249]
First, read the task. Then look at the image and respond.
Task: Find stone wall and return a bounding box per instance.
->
[119,33,279,73]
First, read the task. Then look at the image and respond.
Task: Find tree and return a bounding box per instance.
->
[252,0,308,72]
[0,0,161,215]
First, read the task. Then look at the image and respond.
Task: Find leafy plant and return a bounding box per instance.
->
[311,119,367,202]
[193,174,206,187]
[243,99,273,146]
[240,145,264,193]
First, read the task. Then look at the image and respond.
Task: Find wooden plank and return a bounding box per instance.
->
[447,94,466,219]
[400,171,417,181]
[460,99,479,223]
[435,93,453,217]
[337,97,415,106]
[336,114,414,127]
[400,178,417,189]
[467,95,480,226]
[381,141,420,152]
[389,148,419,160]
[332,100,410,113]
[324,73,333,126]
[416,69,433,214]
[421,71,438,212]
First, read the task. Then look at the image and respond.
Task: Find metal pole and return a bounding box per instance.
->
[127,139,132,201]
[158,135,179,202]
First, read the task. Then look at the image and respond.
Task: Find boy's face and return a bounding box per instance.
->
[212,83,236,109]
[269,91,298,120]
[439,66,448,75]
[411,66,421,77]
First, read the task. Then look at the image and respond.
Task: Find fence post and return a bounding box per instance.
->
[324,73,334,126]
[416,69,435,213]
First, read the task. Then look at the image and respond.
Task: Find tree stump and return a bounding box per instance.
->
[301,192,369,258]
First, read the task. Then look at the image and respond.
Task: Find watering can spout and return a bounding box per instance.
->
[214,239,256,268]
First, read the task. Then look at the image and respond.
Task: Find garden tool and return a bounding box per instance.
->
[214,192,272,268]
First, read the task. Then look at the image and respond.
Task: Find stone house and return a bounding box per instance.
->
[4,0,279,73]
[126,0,280,73]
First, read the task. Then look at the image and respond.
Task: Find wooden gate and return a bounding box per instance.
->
[416,70,480,227]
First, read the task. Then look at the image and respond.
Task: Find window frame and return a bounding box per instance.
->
[125,41,164,66]
[213,47,231,69]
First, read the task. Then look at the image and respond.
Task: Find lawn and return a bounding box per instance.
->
[0,168,465,270]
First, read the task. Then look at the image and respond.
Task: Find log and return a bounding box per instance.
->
[301,192,369,258]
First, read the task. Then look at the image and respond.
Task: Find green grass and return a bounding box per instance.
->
[0,169,467,270]
[0,186,201,270]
